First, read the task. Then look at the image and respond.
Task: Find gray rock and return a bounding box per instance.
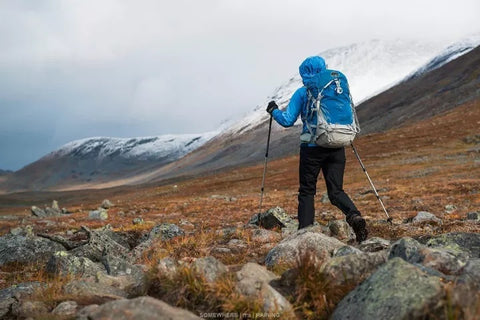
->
[388,237,424,262]
[70,226,132,263]
[78,296,201,320]
[236,263,294,315]
[250,228,282,244]
[389,237,469,275]
[51,300,78,316]
[51,200,60,211]
[45,251,104,277]
[412,211,442,225]
[96,268,148,298]
[0,234,65,266]
[101,199,114,209]
[11,300,49,318]
[192,256,228,282]
[321,251,388,286]
[466,212,480,221]
[64,280,128,302]
[89,208,108,220]
[248,207,294,229]
[358,237,391,252]
[149,223,185,241]
[227,239,248,253]
[156,257,178,278]
[444,204,457,213]
[327,219,355,242]
[331,258,445,320]
[457,259,480,289]
[333,245,363,257]
[265,229,345,268]
[320,192,330,204]
[132,217,144,225]
[31,206,47,217]
[0,282,44,319]
[424,232,480,258]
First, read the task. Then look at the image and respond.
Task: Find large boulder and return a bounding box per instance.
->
[45,251,104,278]
[0,282,44,319]
[64,280,128,303]
[0,233,65,266]
[423,232,480,258]
[192,256,228,283]
[327,219,355,242]
[265,229,345,268]
[236,263,294,315]
[148,223,185,241]
[76,296,201,320]
[331,258,445,320]
[320,251,387,286]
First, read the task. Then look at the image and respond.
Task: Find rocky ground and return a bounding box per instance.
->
[0,101,479,319]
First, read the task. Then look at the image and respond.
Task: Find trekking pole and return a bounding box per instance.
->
[351,143,393,224]
[258,115,273,225]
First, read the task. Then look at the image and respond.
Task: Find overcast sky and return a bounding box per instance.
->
[1,0,479,170]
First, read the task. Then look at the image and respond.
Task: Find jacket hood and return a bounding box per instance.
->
[299,56,327,93]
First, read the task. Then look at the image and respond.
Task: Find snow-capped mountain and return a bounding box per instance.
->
[50,133,217,162]
[405,33,480,81]
[225,38,448,136]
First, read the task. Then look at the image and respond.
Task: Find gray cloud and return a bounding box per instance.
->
[1,0,479,170]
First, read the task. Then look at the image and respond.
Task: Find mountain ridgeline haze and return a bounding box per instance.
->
[0,36,479,193]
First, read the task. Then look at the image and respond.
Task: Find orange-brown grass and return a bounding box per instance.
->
[287,250,356,320]
[148,264,265,317]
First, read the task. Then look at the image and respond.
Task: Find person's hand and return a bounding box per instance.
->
[266,101,278,114]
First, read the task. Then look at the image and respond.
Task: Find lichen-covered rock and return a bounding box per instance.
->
[457,259,480,288]
[250,228,282,244]
[327,219,355,242]
[388,237,424,261]
[192,256,228,282]
[0,282,44,318]
[0,234,65,266]
[236,263,294,315]
[89,208,108,220]
[77,296,201,320]
[265,229,344,268]
[331,258,445,320]
[466,212,480,221]
[358,237,391,252]
[64,280,128,302]
[424,232,480,258]
[11,300,49,318]
[148,223,185,241]
[412,211,442,225]
[333,245,363,257]
[51,300,78,316]
[101,199,114,209]
[248,207,295,230]
[320,251,387,286]
[45,251,104,277]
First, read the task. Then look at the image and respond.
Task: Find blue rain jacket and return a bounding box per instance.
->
[272,56,352,146]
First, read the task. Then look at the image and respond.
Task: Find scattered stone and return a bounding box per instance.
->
[424,232,480,258]
[333,245,363,257]
[320,192,330,204]
[388,237,424,262]
[227,239,248,253]
[331,258,445,320]
[31,206,47,218]
[11,300,49,318]
[192,256,228,282]
[132,217,144,225]
[265,229,344,269]
[101,199,114,209]
[358,237,391,252]
[77,296,201,320]
[64,280,128,302]
[89,208,108,220]
[236,263,294,315]
[51,301,78,316]
[248,207,294,230]
[210,194,237,201]
[327,219,355,242]
[0,282,44,318]
[250,228,282,244]
[466,212,479,221]
[412,211,442,225]
[51,200,60,211]
[0,233,65,266]
[46,251,104,278]
[320,251,388,286]
[445,204,457,213]
[148,223,185,241]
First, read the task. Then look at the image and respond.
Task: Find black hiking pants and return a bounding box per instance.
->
[298,145,360,229]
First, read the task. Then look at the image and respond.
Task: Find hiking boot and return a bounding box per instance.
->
[347,214,368,243]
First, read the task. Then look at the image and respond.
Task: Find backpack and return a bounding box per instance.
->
[300,70,360,148]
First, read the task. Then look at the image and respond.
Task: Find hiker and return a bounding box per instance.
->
[266,56,368,242]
